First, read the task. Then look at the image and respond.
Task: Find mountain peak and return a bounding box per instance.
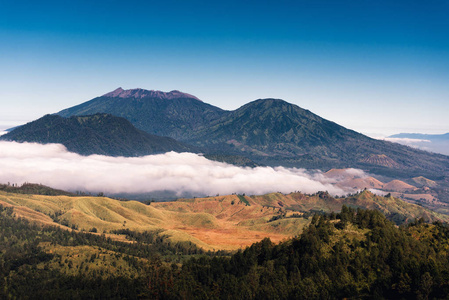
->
[102,87,201,101]
[103,87,125,97]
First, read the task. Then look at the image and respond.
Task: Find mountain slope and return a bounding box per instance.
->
[0,114,194,156]
[55,88,449,178]
[186,98,449,177]
[58,88,226,140]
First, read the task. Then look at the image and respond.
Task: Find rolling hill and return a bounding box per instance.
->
[0,113,194,156]
[1,188,446,250]
[55,88,449,179]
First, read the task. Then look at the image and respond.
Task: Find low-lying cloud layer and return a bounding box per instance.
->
[384,137,449,156]
[384,137,431,148]
[0,141,356,198]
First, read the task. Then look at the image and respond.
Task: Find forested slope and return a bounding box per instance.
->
[2,203,449,299]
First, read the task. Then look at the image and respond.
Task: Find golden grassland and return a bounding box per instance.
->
[1,189,447,250]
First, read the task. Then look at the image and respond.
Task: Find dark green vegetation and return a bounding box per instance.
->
[237,194,250,206]
[0,113,194,156]
[55,88,449,179]
[2,200,449,299]
[170,208,449,299]
[0,182,75,196]
[0,203,211,299]
[203,154,260,167]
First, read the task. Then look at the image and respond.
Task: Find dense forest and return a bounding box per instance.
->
[1,203,449,299]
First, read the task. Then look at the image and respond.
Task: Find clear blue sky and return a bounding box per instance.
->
[1,0,448,136]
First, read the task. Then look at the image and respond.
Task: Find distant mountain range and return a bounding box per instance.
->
[4,87,449,180]
[0,113,194,156]
[56,88,449,179]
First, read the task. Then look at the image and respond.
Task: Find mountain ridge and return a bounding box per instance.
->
[22,87,449,180]
[58,88,225,140]
[102,87,202,101]
[0,113,195,156]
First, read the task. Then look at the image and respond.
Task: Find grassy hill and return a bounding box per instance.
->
[2,187,449,298]
[1,188,447,251]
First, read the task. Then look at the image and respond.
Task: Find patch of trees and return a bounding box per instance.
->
[0,182,74,196]
[156,206,449,299]
[111,228,216,256]
[0,204,213,299]
[237,194,250,206]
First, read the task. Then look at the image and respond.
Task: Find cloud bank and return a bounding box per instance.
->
[384,137,431,148]
[0,141,355,198]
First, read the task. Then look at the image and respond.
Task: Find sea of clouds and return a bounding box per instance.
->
[0,141,359,198]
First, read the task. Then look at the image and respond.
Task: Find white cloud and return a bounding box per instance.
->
[0,141,356,197]
[369,189,388,196]
[384,137,431,146]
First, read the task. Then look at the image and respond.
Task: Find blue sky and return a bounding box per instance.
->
[1,0,448,136]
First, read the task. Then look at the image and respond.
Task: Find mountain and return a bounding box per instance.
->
[56,88,449,178]
[0,113,194,156]
[185,98,449,178]
[58,87,225,140]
